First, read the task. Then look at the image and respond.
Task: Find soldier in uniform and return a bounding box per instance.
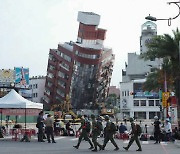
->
[153,116,161,144]
[102,115,119,151]
[37,111,45,142]
[73,115,94,149]
[123,117,142,151]
[91,114,103,152]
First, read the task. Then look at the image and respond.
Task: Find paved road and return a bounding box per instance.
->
[0,135,180,154]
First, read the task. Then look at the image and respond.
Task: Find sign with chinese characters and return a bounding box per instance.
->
[0,109,40,116]
[0,69,15,83]
[162,92,170,107]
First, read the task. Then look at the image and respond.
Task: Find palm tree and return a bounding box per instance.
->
[140,28,180,93]
[140,28,180,125]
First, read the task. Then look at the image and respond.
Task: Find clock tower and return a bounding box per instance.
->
[140,21,157,54]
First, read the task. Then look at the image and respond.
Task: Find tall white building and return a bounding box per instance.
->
[29,76,46,103]
[120,21,162,120]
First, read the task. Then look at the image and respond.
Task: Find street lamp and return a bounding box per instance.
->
[145,1,180,26]
[145,1,180,127]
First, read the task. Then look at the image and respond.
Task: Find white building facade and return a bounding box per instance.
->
[29,76,46,103]
[120,79,161,120]
[120,21,162,120]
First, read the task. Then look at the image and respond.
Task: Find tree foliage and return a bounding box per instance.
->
[140,28,180,92]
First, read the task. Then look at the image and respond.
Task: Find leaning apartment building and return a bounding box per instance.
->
[44,11,114,110]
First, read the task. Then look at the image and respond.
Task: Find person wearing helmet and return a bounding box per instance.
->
[91,114,103,152]
[123,117,142,151]
[164,118,173,142]
[73,115,93,150]
[153,116,161,144]
[102,115,119,151]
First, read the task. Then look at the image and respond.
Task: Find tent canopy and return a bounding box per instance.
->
[0,89,43,109]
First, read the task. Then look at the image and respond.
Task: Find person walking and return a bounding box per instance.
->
[44,114,56,143]
[164,118,173,142]
[153,116,161,144]
[102,115,119,151]
[37,111,45,142]
[123,117,142,151]
[73,115,94,149]
[91,114,103,152]
[66,121,75,136]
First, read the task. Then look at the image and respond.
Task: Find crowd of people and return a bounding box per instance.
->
[35,110,180,152]
[73,114,142,152]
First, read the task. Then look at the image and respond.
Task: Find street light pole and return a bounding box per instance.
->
[145,1,180,26]
[145,1,180,126]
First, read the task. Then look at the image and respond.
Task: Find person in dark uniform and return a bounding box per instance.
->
[153,116,161,144]
[37,111,45,142]
[102,115,119,151]
[91,114,103,152]
[123,117,142,151]
[73,115,93,149]
[66,121,75,136]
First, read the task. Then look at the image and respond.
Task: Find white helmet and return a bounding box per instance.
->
[154,116,158,120]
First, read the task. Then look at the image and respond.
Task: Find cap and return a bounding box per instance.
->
[129,117,134,122]
[166,118,170,122]
[104,115,109,120]
[91,114,95,119]
[154,116,158,120]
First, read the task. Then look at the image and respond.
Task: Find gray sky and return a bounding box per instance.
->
[0,0,179,87]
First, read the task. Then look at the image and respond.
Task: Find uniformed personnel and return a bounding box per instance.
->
[102,115,119,151]
[91,114,103,152]
[123,117,142,151]
[73,115,94,149]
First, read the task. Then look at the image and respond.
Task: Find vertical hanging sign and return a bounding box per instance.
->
[162,92,170,107]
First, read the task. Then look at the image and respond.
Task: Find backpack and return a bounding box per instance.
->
[97,121,103,131]
[110,122,117,132]
[136,124,142,136]
[85,121,91,133]
[36,123,39,128]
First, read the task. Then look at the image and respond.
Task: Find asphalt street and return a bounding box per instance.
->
[0,135,180,154]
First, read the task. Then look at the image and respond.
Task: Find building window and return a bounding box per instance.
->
[47,73,54,79]
[57,89,65,97]
[58,71,65,78]
[59,62,70,71]
[134,100,139,106]
[47,82,53,87]
[58,80,66,88]
[122,91,124,97]
[134,112,146,119]
[155,100,160,106]
[149,100,154,106]
[33,93,38,98]
[45,88,50,96]
[33,84,38,89]
[140,100,146,106]
[49,65,55,71]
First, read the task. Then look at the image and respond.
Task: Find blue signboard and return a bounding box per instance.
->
[15,67,29,88]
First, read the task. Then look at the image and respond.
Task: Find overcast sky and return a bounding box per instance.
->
[0,0,180,87]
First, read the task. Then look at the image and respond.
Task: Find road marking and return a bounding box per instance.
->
[71,138,78,141]
[55,136,66,140]
[142,141,149,144]
[123,140,129,144]
[160,142,168,145]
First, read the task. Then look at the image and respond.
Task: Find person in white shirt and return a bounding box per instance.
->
[164,118,173,142]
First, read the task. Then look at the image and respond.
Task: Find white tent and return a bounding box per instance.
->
[0,89,43,141]
[0,89,43,109]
